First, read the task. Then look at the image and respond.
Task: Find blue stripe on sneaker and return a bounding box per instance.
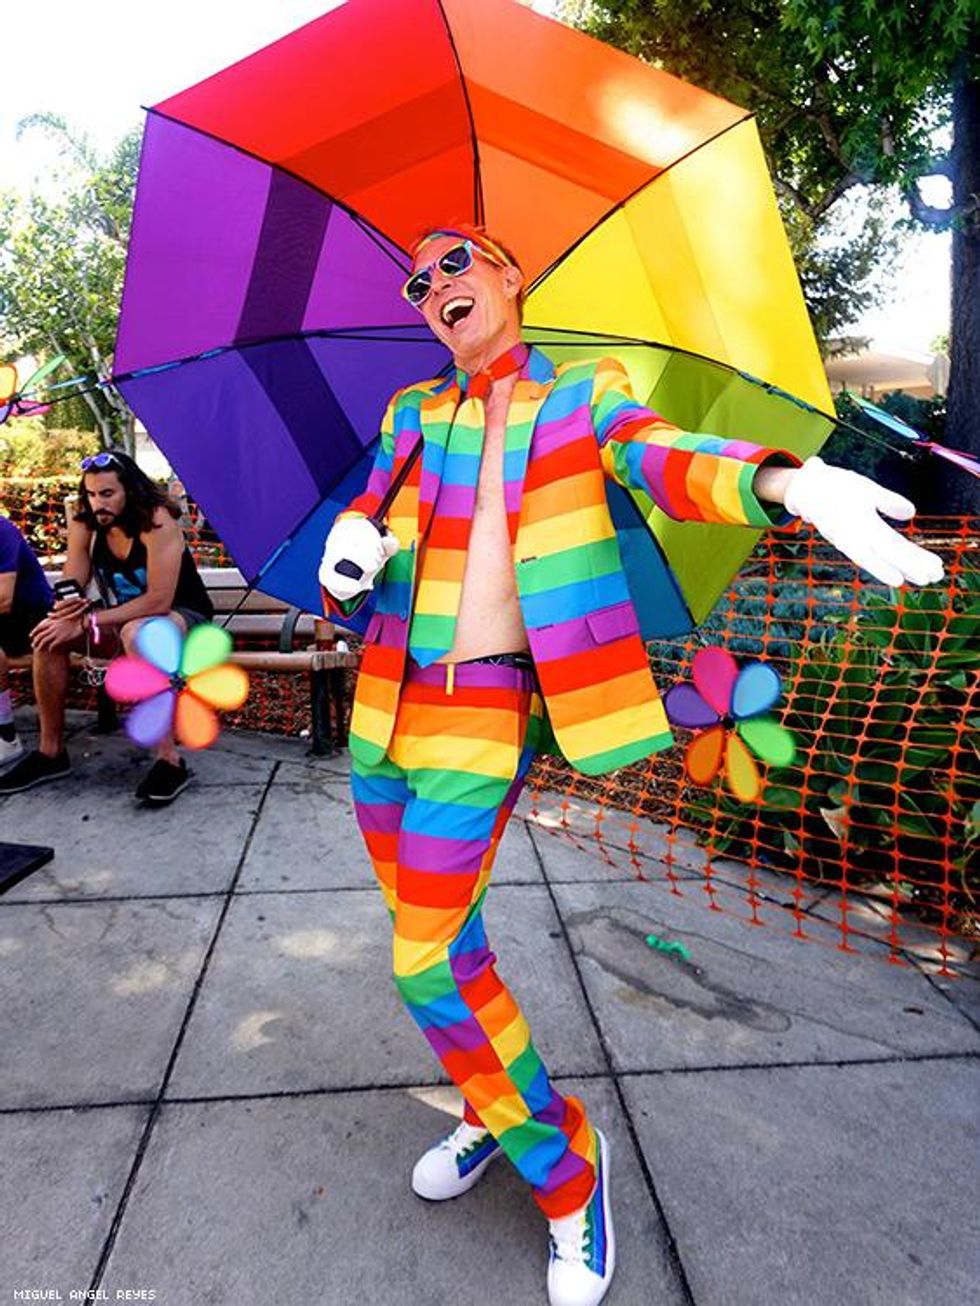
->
[457,1135,498,1177]
[590,1140,607,1275]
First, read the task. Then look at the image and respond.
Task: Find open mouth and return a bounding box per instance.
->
[440,297,474,328]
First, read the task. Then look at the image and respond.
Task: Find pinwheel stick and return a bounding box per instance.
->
[334,435,424,581]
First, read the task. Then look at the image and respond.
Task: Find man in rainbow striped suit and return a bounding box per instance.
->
[319,227,943,1306]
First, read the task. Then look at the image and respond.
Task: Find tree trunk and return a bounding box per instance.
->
[120,410,136,458]
[931,40,980,517]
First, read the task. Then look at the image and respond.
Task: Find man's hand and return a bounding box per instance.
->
[318,516,400,601]
[51,595,90,620]
[31,613,85,652]
[783,456,944,587]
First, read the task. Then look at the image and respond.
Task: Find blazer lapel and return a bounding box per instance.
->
[507,346,556,545]
[415,378,460,541]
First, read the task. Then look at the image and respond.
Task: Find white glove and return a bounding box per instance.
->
[318,516,400,601]
[783,456,944,587]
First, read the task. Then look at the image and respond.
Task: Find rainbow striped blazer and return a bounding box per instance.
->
[326,347,798,775]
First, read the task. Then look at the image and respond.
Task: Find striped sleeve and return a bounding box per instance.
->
[592,357,801,529]
[321,394,398,619]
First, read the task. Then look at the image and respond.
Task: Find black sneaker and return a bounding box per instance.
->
[135,758,191,806]
[0,749,72,794]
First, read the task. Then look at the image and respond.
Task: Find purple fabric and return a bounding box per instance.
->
[119,352,321,578]
[116,114,271,372]
[353,800,403,834]
[399,830,487,875]
[0,515,52,609]
[303,206,416,331]
[236,174,332,343]
[528,610,619,664]
[116,114,449,598]
[450,943,495,985]
[538,1146,587,1196]
[423,1015,488,1057]
[402,661,534,691]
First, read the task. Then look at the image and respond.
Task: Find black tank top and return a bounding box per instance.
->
[92,530,213,620]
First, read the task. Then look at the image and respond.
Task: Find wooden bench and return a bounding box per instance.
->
[9,567,360,754]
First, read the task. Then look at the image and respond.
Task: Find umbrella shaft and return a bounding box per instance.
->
[335,434,424,582]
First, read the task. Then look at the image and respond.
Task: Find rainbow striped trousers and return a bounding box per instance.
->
[351,658,597,1219]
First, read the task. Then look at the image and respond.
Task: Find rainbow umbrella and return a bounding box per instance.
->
[115,0,833,635]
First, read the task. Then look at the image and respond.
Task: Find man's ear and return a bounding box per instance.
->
[502,265,524,301]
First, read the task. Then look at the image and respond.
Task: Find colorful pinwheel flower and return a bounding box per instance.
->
[105,617,249,750]
[663,647,797,803]
[0,355,64,425]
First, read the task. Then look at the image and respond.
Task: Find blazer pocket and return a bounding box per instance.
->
[585,600,640,645]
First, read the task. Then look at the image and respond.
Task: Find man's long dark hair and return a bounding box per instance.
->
[74,449,181,537]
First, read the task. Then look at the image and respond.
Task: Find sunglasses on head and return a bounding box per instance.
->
[401,239,508,308]
[81,452,124,472]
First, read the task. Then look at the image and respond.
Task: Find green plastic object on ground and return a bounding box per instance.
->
[645,933,692,961]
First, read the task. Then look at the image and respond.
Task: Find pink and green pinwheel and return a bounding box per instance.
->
[105,617,249,750]
[663,647,797,803]
[0,356,64,425]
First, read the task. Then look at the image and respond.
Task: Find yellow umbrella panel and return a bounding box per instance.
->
[525,115,834,633]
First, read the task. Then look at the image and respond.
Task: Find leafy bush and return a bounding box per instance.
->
[0,427,99,477]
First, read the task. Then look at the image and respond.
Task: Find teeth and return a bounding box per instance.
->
[441,297,474,326]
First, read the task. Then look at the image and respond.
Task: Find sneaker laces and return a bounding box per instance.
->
[441,1120,492,1159]
[549,1204,593,1266]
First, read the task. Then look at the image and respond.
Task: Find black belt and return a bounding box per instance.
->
[460,652,534,669]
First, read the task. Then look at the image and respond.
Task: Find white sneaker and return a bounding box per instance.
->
[0,733,24,769]
[547,1129,615,1306]
[411,1119,501,1201]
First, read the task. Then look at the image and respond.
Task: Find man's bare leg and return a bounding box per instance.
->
[33,645,72,757]
[0,648,20,755]
[120,615,183,767]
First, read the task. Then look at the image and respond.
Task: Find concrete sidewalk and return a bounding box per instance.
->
[1,712,978,1306]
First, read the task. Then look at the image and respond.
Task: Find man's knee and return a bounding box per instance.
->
[120,620,143,653]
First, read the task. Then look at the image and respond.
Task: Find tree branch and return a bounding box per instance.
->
[902,181,956,230]
[810,171,864,219]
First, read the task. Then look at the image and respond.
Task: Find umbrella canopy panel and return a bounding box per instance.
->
[151,0,747,283]
[117,114,447,583]
[117,0,833,633]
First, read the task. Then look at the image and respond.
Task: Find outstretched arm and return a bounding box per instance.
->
[754,456,944,586]
[593,358,943,588]
[593,357,801,529]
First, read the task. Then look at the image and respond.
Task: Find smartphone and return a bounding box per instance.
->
[53,578,85,602]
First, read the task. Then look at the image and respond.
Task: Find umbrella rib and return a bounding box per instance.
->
[434,0,484,225]
[142,107,414,275]
[526,111,755,297]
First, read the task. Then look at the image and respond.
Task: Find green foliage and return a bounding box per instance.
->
[678,568,980,924]
[0,427,99,477]
[0,116,139,449]
[821,390,946,490]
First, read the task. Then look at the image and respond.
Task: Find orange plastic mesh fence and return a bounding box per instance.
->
[526,516,978,978]
[4,479,976,975]
[0,477,230,566]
